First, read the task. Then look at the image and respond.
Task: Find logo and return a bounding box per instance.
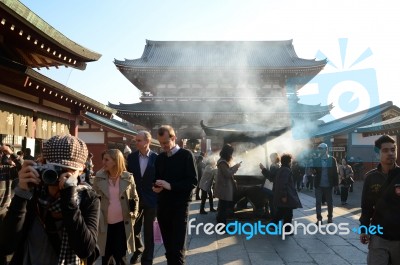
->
[187,218,383,240]
[289,38,380,140]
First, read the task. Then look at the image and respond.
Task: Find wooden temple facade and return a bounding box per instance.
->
[0,0,159,167]
[112,40,331,150]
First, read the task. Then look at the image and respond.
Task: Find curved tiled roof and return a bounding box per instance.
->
[108,100,331,115]
[313,101,399,138]
[0,0,101,61]
[114,40,326,70]
[83,112,160,146]
[357,116,400,132]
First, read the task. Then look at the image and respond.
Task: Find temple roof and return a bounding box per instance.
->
[0,56,115,117]
[312,101,400,138]
[357,116,400,136]
[114,40,326,71]
[108,100,331,117]
[83,112,159,146]
[0,0,101,69]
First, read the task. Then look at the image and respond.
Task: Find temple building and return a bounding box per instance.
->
[112,40,331,150]
[0,0,159,167]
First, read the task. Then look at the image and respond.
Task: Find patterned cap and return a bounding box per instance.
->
[43,135,88,170]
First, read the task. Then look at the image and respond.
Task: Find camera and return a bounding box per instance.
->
[33,164,64,185]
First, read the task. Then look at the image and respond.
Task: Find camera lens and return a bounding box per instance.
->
[42,169,59,185]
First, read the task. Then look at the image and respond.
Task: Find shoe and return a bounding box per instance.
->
[341,202,348,205]
[200,209,208,214]
[130,252,142,264]
[209,208,217,212]
[316,220,323,225]
[327,219,333,223]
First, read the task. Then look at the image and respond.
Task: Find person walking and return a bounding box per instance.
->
[359,135,400,264]
[127,131,158,265]
[93,149,139,265]
[313,143,339,224]
[152,125,197,265]
[272,154,302,233]
[259,152,281,219]
[339,158,354,205]
[198,158,217,214]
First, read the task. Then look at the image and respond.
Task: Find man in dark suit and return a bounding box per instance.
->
[127,131,158,265]
[152,125,197,265]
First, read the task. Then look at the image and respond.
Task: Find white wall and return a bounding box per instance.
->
[79,132,105,144]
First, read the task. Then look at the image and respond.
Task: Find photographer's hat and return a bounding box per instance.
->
[43,135,88,170]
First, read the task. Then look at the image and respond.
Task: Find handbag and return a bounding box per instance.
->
[153,218,163,244]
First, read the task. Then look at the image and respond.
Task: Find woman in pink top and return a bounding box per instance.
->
[93,149,139,265]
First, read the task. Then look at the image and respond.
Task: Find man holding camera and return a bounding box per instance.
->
[0,135,100,265]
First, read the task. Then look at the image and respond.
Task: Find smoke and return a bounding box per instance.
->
[117,40,327,156]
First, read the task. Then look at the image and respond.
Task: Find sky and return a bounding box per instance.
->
[20,0,400,122]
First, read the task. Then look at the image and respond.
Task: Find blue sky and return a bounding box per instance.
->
[20,0,400,120]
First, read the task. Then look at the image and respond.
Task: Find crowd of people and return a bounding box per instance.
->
[0,131,399,265]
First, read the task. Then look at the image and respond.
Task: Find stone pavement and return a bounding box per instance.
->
[151,181,368,265]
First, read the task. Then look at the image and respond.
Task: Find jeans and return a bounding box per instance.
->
[102,221,128,265]
[200,189,214,211]
[368,235,400,265]
[134,206,157,265]
[315,187,333,220]
[261,187,275,218]
[340,185,349,203]
[157,204,189,265]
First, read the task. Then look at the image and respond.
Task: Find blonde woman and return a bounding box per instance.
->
[93,149,139,265]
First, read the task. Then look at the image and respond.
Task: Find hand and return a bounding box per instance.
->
[259,163,265,170]
[155,180,171,190]
[1,145,13,155]
[58,170,80,189]
[281,197,287,203]
[18,160,41,190]
[360,233,370,244]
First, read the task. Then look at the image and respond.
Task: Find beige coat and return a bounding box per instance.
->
[214,159,238,201]
[93,170,139,256]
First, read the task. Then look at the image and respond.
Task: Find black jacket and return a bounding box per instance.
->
[312,156,339,188]
[359,164,398,227]
[360,165,400,240]
[127,150,158,208]
[1,186,100,264]
[155,149,197,206]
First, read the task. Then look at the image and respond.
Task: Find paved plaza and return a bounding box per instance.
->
[151,181,368,265]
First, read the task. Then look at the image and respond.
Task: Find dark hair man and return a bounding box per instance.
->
[127,131,158,265]
[152,125,197,265]
[23,148,35,161]
[0,135,100,265]
[313,143,339,224]
[359,134,400,264]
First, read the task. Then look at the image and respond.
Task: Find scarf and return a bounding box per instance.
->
[38,185,89,265]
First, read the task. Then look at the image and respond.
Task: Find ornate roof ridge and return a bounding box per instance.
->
[0,0,101,61]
